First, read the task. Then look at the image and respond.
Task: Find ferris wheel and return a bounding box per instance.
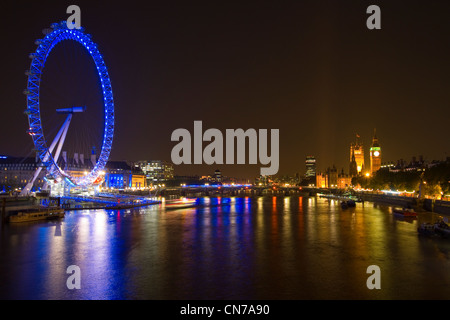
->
[22,21,114,194]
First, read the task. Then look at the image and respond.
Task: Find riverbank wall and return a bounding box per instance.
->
[354,192,450,216]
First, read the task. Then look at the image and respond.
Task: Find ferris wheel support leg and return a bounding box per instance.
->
[53,114,72,165]
[20,114,73,196]
[44,113,73,163]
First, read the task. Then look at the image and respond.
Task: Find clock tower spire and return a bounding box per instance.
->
[370,128,381,174]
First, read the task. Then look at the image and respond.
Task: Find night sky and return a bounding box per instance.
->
[2,0,450,180]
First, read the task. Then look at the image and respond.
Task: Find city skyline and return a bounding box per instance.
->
[1,1,450,180]
[1,1,450,304]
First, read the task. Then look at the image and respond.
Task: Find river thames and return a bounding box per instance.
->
[0,196,449,300]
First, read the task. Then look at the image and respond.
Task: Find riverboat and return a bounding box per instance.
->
[341,200,356,209]
[393,208,417,217]
[8,207,65,223]
[434,221,450,238]
[417,223,437,236]
[165,198,197,210]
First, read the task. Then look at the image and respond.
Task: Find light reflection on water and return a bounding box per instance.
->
[0,196,449,300]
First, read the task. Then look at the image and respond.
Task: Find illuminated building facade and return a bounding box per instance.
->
[105,162,147,189]
[135,160,174,185]
[104,161,132,189]
[370,129,381,174]
[316,172,328,189]
[327,165,338,188]
[338,169,353,189]
[131,174,146,189]
[106,173,126,189]
[305,156,316,179]
[314,166,337,189]
[350,135,364,174]
[316,167,352,189]
[0,155,45,191]
[214,169,222,182]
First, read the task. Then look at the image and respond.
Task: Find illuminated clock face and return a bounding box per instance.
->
[374,151,380,157]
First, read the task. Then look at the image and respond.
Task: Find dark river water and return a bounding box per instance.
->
[1,196,449,300]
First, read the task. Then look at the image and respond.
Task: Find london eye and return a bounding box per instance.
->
[22,21,114,195]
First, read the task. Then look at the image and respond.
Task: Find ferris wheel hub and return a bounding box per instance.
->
[56,106,87,114]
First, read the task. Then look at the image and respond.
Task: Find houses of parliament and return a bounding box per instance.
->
[314,129,381,189]
[349,129,381,177]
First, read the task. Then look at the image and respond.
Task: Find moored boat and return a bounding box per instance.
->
[393,207,417,217]
[340,200,356,209]
[8,207,65,223]
[346,200,356,207]
[341,199,356,209]
[434,221,450,238]
[417,223,437,236]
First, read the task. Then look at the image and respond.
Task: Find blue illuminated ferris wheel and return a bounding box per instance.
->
[23,21,114,191]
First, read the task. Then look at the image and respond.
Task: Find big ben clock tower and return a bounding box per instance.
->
[370,129,381,174]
